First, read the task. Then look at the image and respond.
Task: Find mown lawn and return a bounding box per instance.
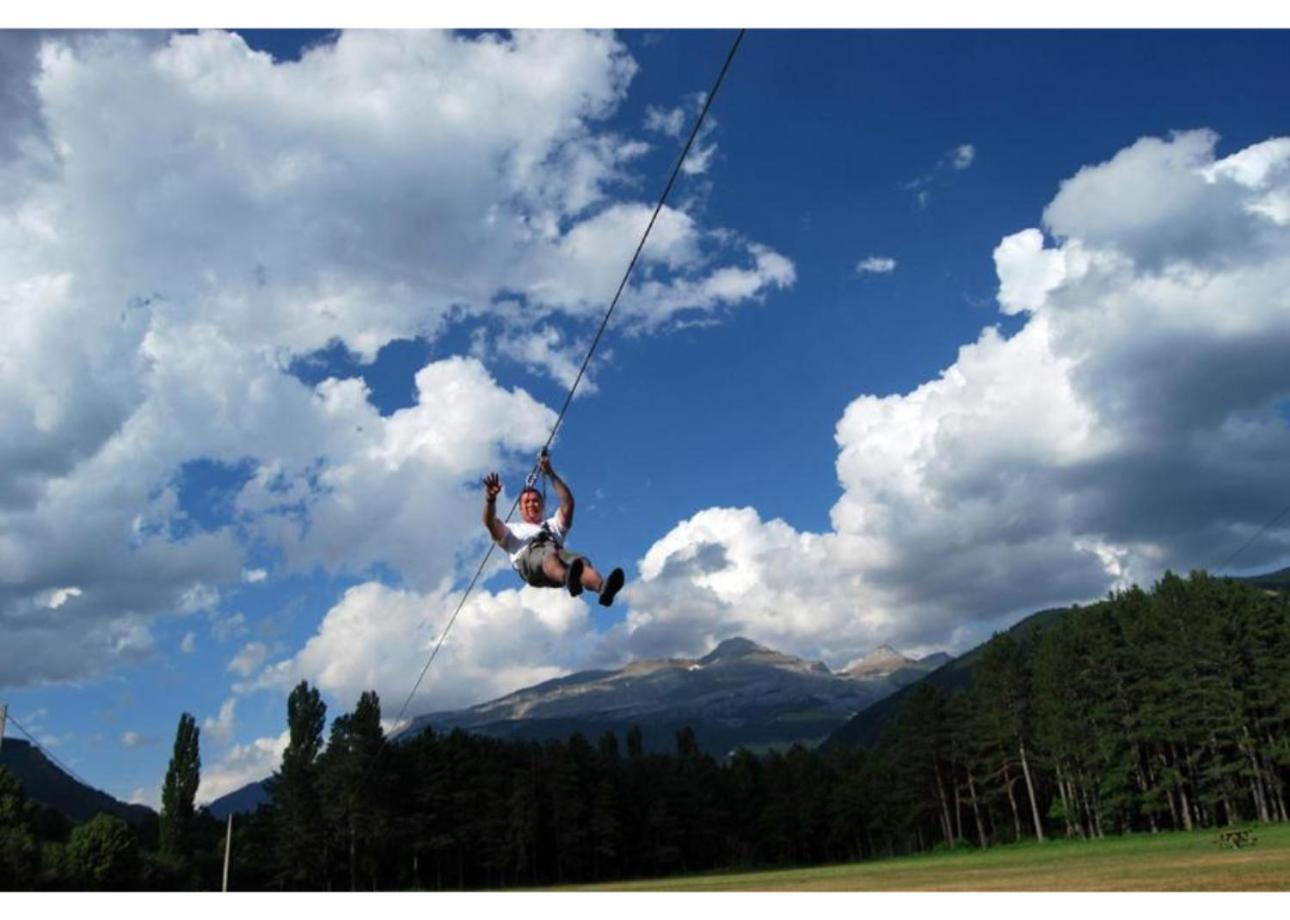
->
[564,822,1290,891]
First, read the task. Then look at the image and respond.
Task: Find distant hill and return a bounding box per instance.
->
[206,779,270,820]
[0,738,155,827]
[1241,566,1290,592]
[396,635,948,757]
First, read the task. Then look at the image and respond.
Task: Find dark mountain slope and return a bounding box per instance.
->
[206,779,270,820]
[0,738,155,826]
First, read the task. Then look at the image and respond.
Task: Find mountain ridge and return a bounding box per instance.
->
[0,738,155,827]
[394,634,945,758]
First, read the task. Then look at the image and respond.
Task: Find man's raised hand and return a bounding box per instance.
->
[483,472,502,501]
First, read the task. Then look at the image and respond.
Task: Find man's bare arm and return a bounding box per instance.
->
[482,473,509,544]
[541,454,575,530]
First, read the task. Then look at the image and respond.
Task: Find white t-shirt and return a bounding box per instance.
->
[500,512,569,568]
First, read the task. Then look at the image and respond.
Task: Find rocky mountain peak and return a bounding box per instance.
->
[841,644,914,679]
[698,636,768,664]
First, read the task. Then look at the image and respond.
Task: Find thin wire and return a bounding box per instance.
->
[537,28,748,456]
[387,28,748,735]
[1211,501,1290,575]
[6,712,96,791]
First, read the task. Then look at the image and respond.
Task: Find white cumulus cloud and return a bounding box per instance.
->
[227,644,269,679]
[246,579,601,715]
[202,697,237,746]
[612,129,1290,666]
[197,730,288,805]
[0,29,792,689]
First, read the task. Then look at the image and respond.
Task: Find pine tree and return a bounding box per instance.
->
[159,712,200,860]
[269,680,327,889]
[888,683,956,848]
[320,691,386,890]
[0,767,42,888]
[975,633,1046,842]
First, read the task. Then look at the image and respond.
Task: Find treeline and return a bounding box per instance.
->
[870,570,1290,852]
[212,688,877,890]
[2,570,1287,890]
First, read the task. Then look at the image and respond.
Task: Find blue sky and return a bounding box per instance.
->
[2,26,1289,808]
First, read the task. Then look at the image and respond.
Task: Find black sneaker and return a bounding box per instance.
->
[566,558,585,597]
[598,567,625,607]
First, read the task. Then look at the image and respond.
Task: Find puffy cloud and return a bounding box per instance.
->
[0,29,792,688]
[202,697,237,746]
[129,787,159,809]
[248,578,601,715]
[619,130,1290,665]
[121,731,146,748]
[197,730,288,804]
[856,256,897,275]
[180,631,197,654]
[994,229,1068,314]
[491,323,603,396]
[626,241,796,333]
[645,104,685,138]
[210,612,248,644]
[611,507,887,665]
[681,127,719,176]
[644,97,717,175]
[950,144,976,170]
[42,586,82,609]
[228,643,269,679]
[236,357,556,590]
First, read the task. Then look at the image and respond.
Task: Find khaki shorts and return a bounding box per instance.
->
[515,541,586,587]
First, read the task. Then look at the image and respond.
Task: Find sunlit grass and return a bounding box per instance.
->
[562,822,1290,891]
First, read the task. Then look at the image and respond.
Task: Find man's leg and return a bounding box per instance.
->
[556,550,604,593]
[578,560,605,593]
[569,554,625,606]
[540,553,570,587]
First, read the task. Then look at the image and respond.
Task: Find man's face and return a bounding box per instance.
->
[520,490,544,524]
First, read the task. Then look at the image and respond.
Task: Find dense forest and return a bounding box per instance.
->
[2,569,1287,890]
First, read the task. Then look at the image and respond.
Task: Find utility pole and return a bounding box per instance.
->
[222,813,233,892]
[0,703,7,753]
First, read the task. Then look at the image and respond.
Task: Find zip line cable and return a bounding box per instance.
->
[6,712,95,791]
[387,28,748,736]
[1211,500,1290,575]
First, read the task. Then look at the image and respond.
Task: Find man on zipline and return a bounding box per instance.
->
[483,452,626,606]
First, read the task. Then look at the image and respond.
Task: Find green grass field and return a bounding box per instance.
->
[566,823,1290,891]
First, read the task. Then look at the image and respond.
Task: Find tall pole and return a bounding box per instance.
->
[222,813,233,892]
[0,703,8,753]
